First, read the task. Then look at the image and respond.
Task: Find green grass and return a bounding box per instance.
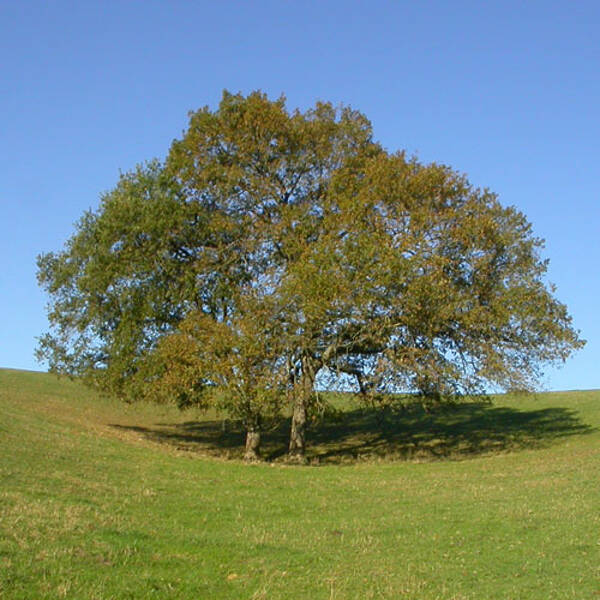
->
[1,369,599,599]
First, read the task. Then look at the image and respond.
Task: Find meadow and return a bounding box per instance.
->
[1,369,598,599]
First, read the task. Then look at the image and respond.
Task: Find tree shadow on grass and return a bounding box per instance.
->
[306,402,594,463]
[110,401,594,464]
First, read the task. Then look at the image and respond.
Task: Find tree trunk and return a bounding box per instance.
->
[244,413,262,462]
[288,394,307,462]
[244,426,261,462]
[288,355,318,463]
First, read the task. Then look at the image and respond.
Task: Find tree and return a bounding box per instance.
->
[147,294,287,460]
[36,160,193,396]
[37,90,584,462]
[278,153,584,399]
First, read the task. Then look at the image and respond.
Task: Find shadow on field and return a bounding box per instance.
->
[110,401,593,464]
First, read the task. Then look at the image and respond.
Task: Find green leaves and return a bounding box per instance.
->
[38,90,584,453]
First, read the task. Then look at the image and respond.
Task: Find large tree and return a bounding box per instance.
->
[38,90,584,461]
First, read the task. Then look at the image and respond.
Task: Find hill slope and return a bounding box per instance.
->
[1,370,598,599]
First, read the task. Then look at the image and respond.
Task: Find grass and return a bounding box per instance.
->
[1,369,599,599]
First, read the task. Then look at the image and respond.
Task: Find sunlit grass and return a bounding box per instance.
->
[1,369,598,598]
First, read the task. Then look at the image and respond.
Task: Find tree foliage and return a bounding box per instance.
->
[37,90,584,460]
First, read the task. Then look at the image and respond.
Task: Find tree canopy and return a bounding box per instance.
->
[37,90,584,461]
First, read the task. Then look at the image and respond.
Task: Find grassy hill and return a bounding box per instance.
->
[1,369,598,599]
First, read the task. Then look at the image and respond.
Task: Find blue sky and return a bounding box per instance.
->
[1,1,598,391]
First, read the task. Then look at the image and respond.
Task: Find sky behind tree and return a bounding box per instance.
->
[1,0,598,391]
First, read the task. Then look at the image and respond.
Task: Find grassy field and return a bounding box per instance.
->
[1,369,598,599]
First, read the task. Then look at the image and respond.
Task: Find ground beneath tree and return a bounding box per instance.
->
[110,398,593,464]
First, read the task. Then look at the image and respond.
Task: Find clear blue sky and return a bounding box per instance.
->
[1,1,598,391]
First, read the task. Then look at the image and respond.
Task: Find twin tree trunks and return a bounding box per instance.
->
[243,397,309,463]
[244,355,316,462]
